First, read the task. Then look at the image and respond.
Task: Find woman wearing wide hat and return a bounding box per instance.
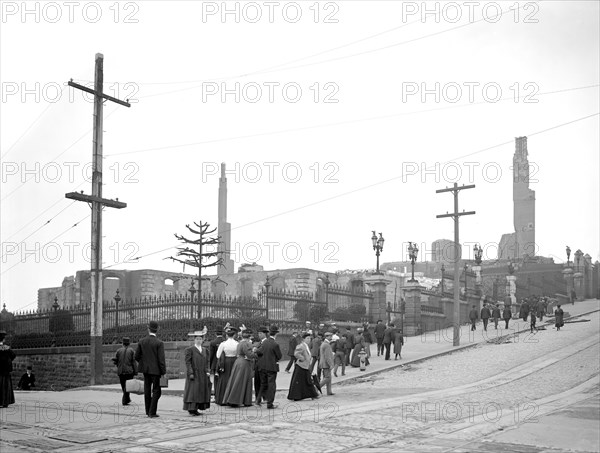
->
[0,330,16,408]
[222,328,257,407]
[287,332,320,401]
[182,327,211,415]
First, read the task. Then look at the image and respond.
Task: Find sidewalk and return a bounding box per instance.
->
[86,298,600,395]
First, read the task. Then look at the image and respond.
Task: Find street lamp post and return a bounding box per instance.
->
[440,263,445,294]
[474,244,483,265]
[319,275,330,306]
[463,263,468,299]
[371,231,385,274]
[189,280,197,326]
[408,242,419,283]
[114,289,121,334]
[264,276,271,320]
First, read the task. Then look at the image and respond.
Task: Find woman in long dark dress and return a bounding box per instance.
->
[0,330,16,408]
[350,328,369,367]
[288,333,319,401]
[214,328,239,405]
[222,329,256,407]
[393,328,404,360]
[182,329,211,415]
[555,305,565,331]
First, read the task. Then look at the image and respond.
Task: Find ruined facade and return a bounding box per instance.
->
[498,136,536,260]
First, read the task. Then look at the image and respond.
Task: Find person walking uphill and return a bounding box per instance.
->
[374,320,385,356]
[383,323,394,360]
[491,304,501,330]
[114,336,137,406]
[255,326,282,409]
[555,305,565,331]
[480,304,491,331]
[183,328,211,416]
[469,305,478,331]
[135,321,166,418]
[503,305,512,329]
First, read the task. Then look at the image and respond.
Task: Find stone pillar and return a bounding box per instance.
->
[364,275,391,323]
[594,261,600,300]
[584,254,593,298]
[574,272,584,301]
[506,275,517,312]
[563,267,574,303]
[401,283,423,336]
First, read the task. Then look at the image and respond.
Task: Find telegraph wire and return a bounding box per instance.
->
[0,85,67,160]
[106,84,599,157]
[0,214,90,276]
[103,111,599,269]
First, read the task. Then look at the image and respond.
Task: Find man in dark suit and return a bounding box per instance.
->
[135,321,166,418]
[208,326,224,396]
[114,337,136,405]
[284,331,300,373]
[374,320,385,356]
[383,323,394,360]
[255,326,282,409]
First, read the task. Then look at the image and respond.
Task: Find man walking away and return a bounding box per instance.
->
[135,321,166,418]
[255,326,282,409]
[503,305,512,329]
[383,323,394,360]
[530,311,538,333]
[480,304,491,331]
[114,337,136,406]
[285,331,301,373]
[374,320,385,356]
[491,304,501,330]
[469,305,478,331]
[319,332,335,396]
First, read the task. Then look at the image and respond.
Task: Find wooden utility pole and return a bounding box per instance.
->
[65,53,130,385]
[436,183,475,347]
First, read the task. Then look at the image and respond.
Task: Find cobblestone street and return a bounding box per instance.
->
[1,303,598,453]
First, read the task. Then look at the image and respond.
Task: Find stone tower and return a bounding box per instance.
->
[218,163,234,280]
[512,137,536,259]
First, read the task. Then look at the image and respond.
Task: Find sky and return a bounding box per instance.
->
[1,0,599,313]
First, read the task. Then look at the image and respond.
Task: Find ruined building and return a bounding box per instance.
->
[498,136,536,260]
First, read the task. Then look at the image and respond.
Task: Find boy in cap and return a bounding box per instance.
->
[135,321,166,418]
[114,337,136,405]
[17,366,36,391]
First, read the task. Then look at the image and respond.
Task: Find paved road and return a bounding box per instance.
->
[1,299,598,452]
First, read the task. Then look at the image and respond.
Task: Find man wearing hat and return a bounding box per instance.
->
[18,365,36,391]
[135,321,166,418]
[319,332,335,396]
[209,326,224,386]
[114,337,136,405]
[255,326,282,409]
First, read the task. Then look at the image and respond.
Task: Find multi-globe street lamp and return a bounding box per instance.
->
[264,276,272,320]
[371,231,385,274]
[408,241,419,283]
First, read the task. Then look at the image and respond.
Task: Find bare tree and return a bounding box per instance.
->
[166,220,226,318]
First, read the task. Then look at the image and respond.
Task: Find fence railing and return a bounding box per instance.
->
[3,286,374,349]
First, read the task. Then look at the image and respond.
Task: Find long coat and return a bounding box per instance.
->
[319,340,334,369]
[554,308,564,327]
[183,346,211,405]
[256,337,282,372]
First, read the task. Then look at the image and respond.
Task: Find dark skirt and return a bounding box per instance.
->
[215,357,236,405]
[351,345,370,367]
[0,374,15,407]
[222,357,254,406]
[287,366,318,401]
[182,373,211,411]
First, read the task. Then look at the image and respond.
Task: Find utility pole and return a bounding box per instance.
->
[65,53,130,385]
[436,183,475,347]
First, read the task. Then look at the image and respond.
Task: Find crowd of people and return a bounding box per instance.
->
[467,295,566,334]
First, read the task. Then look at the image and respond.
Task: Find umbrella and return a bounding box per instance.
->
[312,374,322,394]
